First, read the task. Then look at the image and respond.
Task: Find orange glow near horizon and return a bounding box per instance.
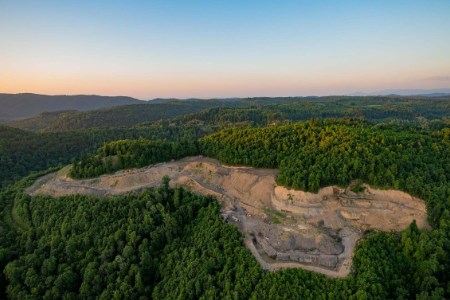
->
[1,68,448,99]
[1,1,450,99]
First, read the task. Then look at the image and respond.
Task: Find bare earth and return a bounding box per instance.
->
[27,156,429,278]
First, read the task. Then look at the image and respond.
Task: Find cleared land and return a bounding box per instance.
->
[28,156,429,277]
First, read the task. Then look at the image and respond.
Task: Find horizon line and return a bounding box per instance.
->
[2,87,450,101]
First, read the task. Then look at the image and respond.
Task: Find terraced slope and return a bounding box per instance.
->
[28,156,428,277]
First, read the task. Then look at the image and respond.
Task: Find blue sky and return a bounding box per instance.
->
[1,0,449,98]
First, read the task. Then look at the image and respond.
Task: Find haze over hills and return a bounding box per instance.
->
[5,97,305,131]
[349,88,450,97]
[3,90,449,123]
[7,95,450,132]
[0,93,143,121]
[5,101,226,131]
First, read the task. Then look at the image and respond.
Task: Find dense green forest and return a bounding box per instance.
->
[49,119,450,298]
[0,96,449,298]
[0,175,215,298]
[7,97,304,132]
[200,120,449,224]
[69,120,449,226]
[8,102,216,131]
[0,173,447,298]
[178,97,449,127]
[8,96,449,131]
[70,139,198,178]
[0,123,209,188]
[0,93,141,121]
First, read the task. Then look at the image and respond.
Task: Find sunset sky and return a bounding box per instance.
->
[1,0,450,99]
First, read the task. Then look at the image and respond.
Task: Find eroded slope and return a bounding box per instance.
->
[28,156,428,277]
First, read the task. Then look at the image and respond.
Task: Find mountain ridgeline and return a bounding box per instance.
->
[6,96,302,130]
[1,119,449,298]
[0,93,143,121]
[7,96,450,131]
[67,119,450,224]
[0,123,208,188]
[0,95,449,299]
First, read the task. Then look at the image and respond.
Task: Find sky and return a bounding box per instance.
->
[1,0,450,99]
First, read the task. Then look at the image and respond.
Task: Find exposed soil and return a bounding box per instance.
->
[28,156,429,277]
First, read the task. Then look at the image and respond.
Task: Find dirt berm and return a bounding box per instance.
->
[28,156,429,278]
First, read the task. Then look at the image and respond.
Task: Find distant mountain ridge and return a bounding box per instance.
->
[7,96,450,132]
[0,93,143,121]
[3,91,450,123]
[349,88,450,96]
[6,97,305,131]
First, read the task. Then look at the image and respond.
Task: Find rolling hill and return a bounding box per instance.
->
[8,96,450,132]
[6,97,303,131]
[0,93,143,121]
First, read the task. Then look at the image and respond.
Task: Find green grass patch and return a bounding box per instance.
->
[263,207,286,224]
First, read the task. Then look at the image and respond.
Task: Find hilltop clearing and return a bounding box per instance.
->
[29,156,428,277]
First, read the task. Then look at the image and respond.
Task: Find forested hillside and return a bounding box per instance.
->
[2,0,449,297]
[7,97,301,131]
[69,120,450,227]
[0,124,208,188]
[70,139,198,178]
[0,172,448,298]
[0,175,216,298]
[57,119,450,298]
[0,93,142,121]
[8,102,214,131]
[9,96,449,132]
[178,96,449,126]
[0,96,449,298]
[64,119,450,227]
[200,120,449,223]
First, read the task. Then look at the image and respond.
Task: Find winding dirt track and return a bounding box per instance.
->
[28,156,429,278]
